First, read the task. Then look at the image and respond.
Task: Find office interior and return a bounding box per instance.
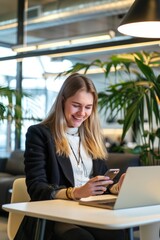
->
[1,0,160,153]
[0,0,160,239]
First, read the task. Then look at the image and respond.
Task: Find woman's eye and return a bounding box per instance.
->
[72,104,92,110]
[86,106,92,110]
[73,105,81,109]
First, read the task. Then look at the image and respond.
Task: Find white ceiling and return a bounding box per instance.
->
[0,0,159,64]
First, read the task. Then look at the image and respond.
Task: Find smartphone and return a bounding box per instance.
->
[104,168,120,180]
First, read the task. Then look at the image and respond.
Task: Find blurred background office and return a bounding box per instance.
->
[1,0,160,155]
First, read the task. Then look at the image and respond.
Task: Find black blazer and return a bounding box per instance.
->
[24,123,108,201]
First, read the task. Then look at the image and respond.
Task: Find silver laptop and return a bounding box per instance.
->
[79,166,160,210]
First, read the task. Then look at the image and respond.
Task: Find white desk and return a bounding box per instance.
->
[3,199,160,240]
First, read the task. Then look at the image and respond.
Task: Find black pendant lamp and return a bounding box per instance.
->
[118,0,160,38]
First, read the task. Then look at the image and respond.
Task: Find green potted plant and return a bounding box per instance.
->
[0,86,42,150]
[61,51,160,165]
[0,86,23,126]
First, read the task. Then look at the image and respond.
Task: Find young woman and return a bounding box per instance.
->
[15,73,125,240]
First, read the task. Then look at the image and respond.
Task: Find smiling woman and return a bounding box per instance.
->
[14,73,125,240]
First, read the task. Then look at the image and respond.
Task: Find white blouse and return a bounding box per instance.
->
[66,127,93,187]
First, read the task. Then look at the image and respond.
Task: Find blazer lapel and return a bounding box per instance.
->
[57,155,74,186]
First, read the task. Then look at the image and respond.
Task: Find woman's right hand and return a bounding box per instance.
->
[73,175,113,199]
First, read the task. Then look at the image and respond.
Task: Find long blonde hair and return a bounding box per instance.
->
[42,73,107,159]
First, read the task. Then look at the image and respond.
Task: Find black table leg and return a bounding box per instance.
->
[125,228,134,240]
[34,218,46,240]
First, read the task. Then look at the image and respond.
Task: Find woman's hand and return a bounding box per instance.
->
[73,176,113,199]
[106,173,126,195]
[117,173,126,190]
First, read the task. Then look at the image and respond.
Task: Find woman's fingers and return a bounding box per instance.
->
[89,176,114,186]
[93,185,107,195]
[90,175,110,182]
[85,176,113,195]
[74,175,114,198]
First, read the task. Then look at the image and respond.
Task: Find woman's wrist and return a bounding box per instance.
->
[72,187,81,200]
[66,187,80,200]
[66,187,73,200]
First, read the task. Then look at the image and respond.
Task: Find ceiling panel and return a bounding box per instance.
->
[0,0,159,63]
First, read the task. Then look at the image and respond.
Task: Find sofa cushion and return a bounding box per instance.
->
[0,157,8,172]
[5,150,25,175]
[0,172,14,178]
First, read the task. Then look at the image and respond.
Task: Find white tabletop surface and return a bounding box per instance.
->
[3,197,160,230]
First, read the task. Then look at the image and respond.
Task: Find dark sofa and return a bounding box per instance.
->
[107,153,141,182]
[0,151,140,212]
[0,150,25,212]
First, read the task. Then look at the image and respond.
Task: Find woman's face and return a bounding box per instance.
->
[64,90,94,128]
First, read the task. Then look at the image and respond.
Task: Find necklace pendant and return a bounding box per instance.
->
[77,161,80,166]
[77,163,81,169]
[76,163,83,175]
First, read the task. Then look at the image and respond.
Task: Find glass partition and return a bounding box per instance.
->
[0,47,128,152]
[0,0,17,57]
[0,53,74,151]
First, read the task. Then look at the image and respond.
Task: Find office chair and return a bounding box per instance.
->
[7,178,30,240]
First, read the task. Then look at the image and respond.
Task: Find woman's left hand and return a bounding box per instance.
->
[117,173,125,190]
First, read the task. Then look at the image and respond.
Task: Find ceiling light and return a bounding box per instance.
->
[118,0,160,38]
[13,45,37,53]
[12,33,114,53]
[48,40,160,59]
[37,40,70,50]
[71,33,113,44]
[9,39,160,61]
